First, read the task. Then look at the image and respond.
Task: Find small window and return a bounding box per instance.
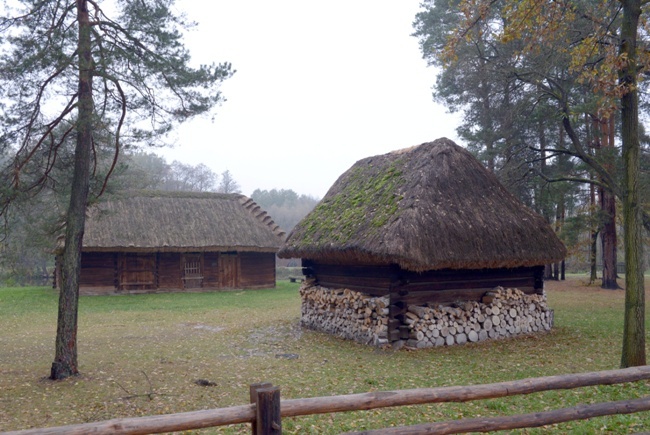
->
[183,254,203,288]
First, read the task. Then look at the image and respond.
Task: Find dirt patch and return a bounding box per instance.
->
[181,322,225,333]
[248,321,303,346]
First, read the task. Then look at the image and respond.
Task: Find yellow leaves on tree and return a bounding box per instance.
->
[443,0,640,118]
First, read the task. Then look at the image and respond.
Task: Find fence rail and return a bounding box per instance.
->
[4,366,650,435]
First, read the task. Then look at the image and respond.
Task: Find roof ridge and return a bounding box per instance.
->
[239,196,287,240]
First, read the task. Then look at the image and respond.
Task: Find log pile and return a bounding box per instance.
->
[404,287,553,349]
[299,284,553,348]
[300,284,390,345]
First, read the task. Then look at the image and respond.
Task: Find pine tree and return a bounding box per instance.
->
[0,0,233,379]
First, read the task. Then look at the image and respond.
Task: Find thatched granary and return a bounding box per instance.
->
[279,138,566,346]
[56,191,286,295]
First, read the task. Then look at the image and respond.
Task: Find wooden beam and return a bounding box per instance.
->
[278,366,650,417]
[3,405,256,435]
[342,395,650,434]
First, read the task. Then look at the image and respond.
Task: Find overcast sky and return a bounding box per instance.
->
[160,0,461,198]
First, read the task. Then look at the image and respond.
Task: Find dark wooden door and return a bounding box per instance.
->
[219,253,239,289]
[119,253,156,291]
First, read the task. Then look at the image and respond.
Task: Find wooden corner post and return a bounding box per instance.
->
[250,382,281,434]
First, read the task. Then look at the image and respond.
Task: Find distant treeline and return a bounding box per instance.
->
[251,188,319,232]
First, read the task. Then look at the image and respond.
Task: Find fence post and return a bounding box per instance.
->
[254,385,281,434]
[249,382,272,434]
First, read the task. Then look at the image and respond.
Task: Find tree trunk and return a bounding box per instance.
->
[554,194,565,281]
[50,0,93,380]
[589,171,599,284]
[538,122,555,282]
[598,117,619,289]
[600,186,619,289]
[590,229,599,284]
[620,0,645,368]
[586,116,599,285]
[544,264,553,280]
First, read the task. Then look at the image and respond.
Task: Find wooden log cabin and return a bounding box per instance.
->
[279,138,566,345]
[55,191,286,295]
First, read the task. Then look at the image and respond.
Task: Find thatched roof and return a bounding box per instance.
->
[279,138,566,271]
[81,191,286,253]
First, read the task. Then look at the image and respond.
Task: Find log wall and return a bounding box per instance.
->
[77,252,117,295]
[302,262,395,296]
[203,252,221,287]
[303,261,544,303]
[158,253,182,289]
[118,253,157,292]
[240,252,276,289]
[74,250,276,295]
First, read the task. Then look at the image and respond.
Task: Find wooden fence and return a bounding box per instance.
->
[4,366,650,435]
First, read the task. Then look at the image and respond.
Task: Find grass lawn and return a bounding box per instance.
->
[1,277,650,433]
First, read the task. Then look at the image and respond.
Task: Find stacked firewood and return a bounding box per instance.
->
[300,284,390,345]
[404,287,553,349]
[299,284,553,348]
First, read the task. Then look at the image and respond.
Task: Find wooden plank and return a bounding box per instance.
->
[313,279,393,293]
[219,253,240,289]
[401,277,535,293]
[119,253,156,291]
[315,274,392,288]
[154,253,159,288]
[401,274,535,287]
[202,252,220,287]
[400,267,537,282]
[158,253,181,289]
[309,264,539,302]
[3,405,256,435]
[316,280,389,296]
[393,287,535,306]
[278,366,650,417]
[308,263,398,279]
[80,252,117,288]
[79,270,114,286]
[239,252,275,288]
[342,396,650,434]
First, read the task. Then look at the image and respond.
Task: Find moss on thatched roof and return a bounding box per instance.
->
[81,191,286,252]
[279,138,566,271]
